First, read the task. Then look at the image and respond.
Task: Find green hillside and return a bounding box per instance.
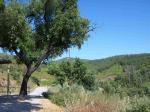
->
[84,53,150,72]
[0,53,150,96]
[1,53,150,84]
[55,53,150,77]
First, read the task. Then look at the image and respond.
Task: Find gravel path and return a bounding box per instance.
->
[0,87,63,112]
[29,87,48,96]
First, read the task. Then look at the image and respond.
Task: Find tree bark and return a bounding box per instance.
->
[19,65,32,97]
[19,74,30,96]
[19,72,31,97]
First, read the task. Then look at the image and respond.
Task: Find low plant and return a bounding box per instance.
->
[43,84,127,112]
[126,96,150,112]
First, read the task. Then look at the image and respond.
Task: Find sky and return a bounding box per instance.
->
[1,0,150,60]
[58,0,150,60]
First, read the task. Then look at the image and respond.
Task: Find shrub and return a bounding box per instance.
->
[126,105,150,112]
[126,96,150,112]
[81,74,96,90]
[43,84,127,112]
[99,81,117,94]
[48,58,96,90]
[46,84,86,106]
[64,89,126,112]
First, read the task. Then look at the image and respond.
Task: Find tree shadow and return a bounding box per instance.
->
[0,95,43,112]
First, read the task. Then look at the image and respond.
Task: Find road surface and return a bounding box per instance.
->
[0,87,63,112]
[29,86,48,96]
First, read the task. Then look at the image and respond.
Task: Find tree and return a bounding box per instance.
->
[0,0,93,97]
[48,58,96,90]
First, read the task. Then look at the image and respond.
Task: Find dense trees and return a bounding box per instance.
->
[48,58,95,90]
[85,53,150,72]
[0,0,92,97]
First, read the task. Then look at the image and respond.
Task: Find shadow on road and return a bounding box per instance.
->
[0,95,43,112]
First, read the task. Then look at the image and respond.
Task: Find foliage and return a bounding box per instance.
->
[115,63,150,97]
[95,55,150,97]
[84,53,150,73]
[0,64,22,84]
[54,53,150,79]
[0,0,91,95]
[99,81,117,94]
[126,96,150,112]
[81,74,96,90]
[43,84,126,112]
[48,58,96,90]
[97,64,123,79]
[30,76,40,86]
[10,69,21,83]
[0,0,90,62]
[43,84,150,112]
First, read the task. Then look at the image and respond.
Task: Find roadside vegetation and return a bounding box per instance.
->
[42,53,150,112]
[1,53,150,111]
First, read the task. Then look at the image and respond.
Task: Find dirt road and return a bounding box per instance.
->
[0,87,63,112]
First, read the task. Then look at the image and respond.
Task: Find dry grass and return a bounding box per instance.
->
[64,88,128,112]
[68,102,117,112]
[65,99,126,112]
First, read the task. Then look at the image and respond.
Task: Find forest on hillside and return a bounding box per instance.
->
[0,53,150,111]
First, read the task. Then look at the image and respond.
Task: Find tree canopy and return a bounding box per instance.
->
[0,0,92,96]
[0,0,90,65]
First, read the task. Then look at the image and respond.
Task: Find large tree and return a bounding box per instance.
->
[0,0,93,97]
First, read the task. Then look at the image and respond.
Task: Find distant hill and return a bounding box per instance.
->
[55,53,150,72]
[0,53,150,83]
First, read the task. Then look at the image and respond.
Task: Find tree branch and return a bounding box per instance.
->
[13,49,30,66]
[30,50,51,74]
[86,25,96,34]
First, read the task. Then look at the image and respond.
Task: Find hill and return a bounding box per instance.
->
[1,53,150,84]
[55,53,150,72]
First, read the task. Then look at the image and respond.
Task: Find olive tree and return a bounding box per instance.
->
[0,0,93,97]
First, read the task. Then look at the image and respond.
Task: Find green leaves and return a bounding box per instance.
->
[0,0,5,13]
[0,1,31,49]
[48,58,96,90]
[0,0,90,67]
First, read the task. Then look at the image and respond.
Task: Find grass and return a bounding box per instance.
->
[43,84,128,112]
[32,65,56,86]
[44,84,150,112]
[97,64,123,80]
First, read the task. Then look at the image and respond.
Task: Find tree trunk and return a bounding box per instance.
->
[19,66,32,97]
[18,51,50,98]
[19,73,31,97]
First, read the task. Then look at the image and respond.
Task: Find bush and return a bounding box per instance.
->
[45,84,86,106]
[126,105,150,112]
[99,81,117,94]
[43,84,127,112]
[81,75,96,90]
[48,58,96,90]
[64,87,126,112]
[126,96,150,112]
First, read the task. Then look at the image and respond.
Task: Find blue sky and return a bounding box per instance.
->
[59,0,150,60]
[1,0,150,60]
